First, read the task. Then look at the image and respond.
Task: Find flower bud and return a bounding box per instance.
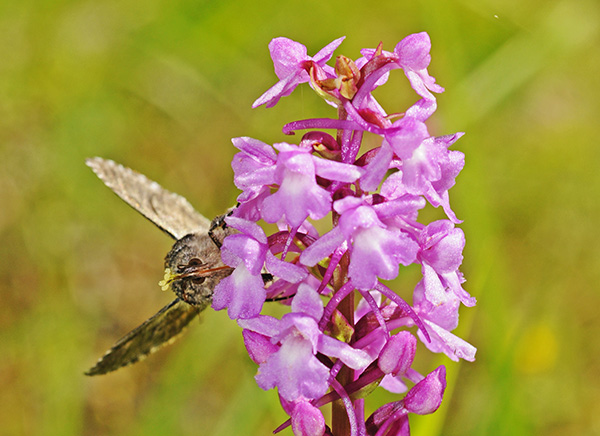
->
[378,331,417,376]
[292,401,325,436]
[403,365,446,415]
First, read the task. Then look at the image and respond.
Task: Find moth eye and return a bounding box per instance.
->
[190,277,206,285]
[188,258,204,266]
[177,258,205,272]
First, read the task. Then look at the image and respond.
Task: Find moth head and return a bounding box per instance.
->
[159,233,233,306]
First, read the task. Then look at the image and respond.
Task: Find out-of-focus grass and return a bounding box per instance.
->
[1,0,599,435]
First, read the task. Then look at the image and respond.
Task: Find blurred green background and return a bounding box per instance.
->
[1,0,599,435]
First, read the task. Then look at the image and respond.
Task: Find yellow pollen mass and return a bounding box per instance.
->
[158,268,176,291]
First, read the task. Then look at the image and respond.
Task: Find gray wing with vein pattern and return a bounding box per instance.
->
[85,298,203,376]
[86,157,210,240]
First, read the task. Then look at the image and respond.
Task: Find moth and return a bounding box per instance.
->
[84,157,236,376]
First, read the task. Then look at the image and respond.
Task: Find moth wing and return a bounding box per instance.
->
[86,157,211,239]
[85,298,204,376]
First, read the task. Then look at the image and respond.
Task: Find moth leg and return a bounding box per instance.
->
[208,215,227,248]
[208,205,238,248]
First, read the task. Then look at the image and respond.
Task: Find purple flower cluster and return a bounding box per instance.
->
[212,33,476,436]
